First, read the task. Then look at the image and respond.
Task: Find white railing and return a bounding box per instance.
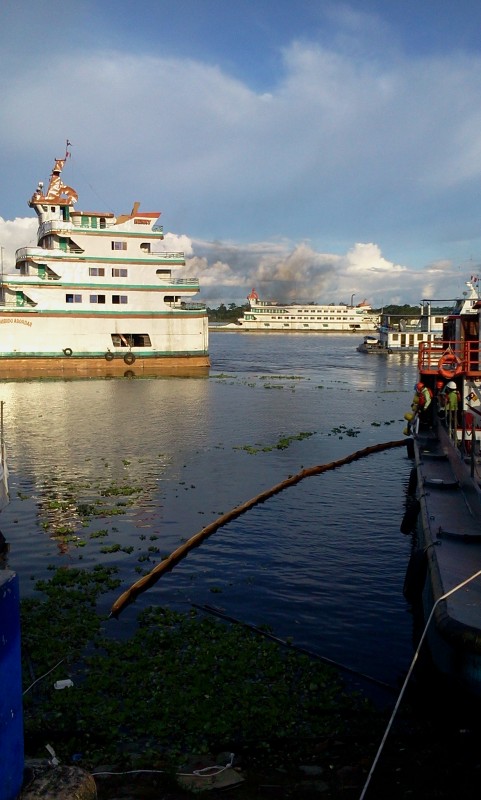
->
[38,220,72,238]
[152,251,184,260]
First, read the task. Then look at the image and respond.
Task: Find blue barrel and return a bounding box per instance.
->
[0,571,24,799]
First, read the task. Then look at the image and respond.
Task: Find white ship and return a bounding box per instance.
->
[0,145,209,378]
[237,289,380,332]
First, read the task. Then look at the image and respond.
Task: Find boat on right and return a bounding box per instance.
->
[404,278,481,698]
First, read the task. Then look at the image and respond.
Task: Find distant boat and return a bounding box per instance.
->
[357,284,481,355]
[356,335,381,353]
[237,289,380,333]
[0,144,209,378]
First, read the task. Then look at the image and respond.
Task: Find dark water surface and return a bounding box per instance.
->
[2,333,419,691]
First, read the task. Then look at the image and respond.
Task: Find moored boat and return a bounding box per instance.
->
[403,278,481,698]
[0,144,209,378]
[356,335,382,353]
[238,289,380,333]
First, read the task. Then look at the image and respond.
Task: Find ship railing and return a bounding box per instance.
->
[151,252,185,261]
[38,220,73,237]
[16,246,50,261]
[172,278,199,286]
[418,340,481,377]
[180,302,206,310]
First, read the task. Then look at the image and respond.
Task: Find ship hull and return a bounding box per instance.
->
[0,353,209,379]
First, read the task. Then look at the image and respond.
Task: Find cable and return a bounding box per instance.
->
[23,658,65,695]
[358,568,481,800]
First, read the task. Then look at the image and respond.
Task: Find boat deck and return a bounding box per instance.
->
[415,425,481,633]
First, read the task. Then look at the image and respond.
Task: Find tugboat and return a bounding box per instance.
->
[404,278,481,697]
[0,143,209,378]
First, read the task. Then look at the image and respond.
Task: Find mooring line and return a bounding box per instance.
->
[109,439,407,618]
[193,602,396,693]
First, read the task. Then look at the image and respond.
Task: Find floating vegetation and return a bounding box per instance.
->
[21,568,369,771]
[259,375,305,380]
[100,543,134,554]
[100,484,142,497]
[329,425,360,438]
[234,431,314,454]
[89,529,109,539]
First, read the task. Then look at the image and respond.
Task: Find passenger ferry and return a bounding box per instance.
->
[237,289,380,332]
[0,145,209,378]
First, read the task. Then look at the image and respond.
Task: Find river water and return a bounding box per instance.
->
[1,332,419,694]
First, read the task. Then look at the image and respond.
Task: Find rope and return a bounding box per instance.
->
[193,603,396,692]
[358,568,481,800]
[109,439,407,618]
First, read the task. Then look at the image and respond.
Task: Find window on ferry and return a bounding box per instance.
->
[90,295,106,304]
[112,295,128,304]
[156,269,171,279]
[89,268,105,277]
[66,294,82,303]
[111,241,127,250]
[111,333,151,347]
[112,268,128,277]
[100,218,106,229]
[140,243,151,253]
[164,295,176,303]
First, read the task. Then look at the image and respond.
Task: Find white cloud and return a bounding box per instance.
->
[3,9,481,303]
[0,218,37,270]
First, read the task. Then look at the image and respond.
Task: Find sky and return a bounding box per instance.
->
[3,0,481,307]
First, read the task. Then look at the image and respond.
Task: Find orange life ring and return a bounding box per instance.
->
[438,351,463,379]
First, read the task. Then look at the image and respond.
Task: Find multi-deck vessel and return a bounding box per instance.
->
[403,278,481,697]
[0,146,209,378]
[237,289,379,333]
[357,305,446,354]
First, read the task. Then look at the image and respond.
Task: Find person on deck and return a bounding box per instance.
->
[444,380,459,434]
[412,382,433,429]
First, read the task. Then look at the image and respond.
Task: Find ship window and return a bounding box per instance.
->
[90,294,106,304]
[140,243,151,253]
[100,218,106,229]
[156,269,171,278]
[112,295,128,304]
[66,294,82,303]
[111,241,127,250]
[111,333,151,347]
[112,268,128,277]
[89,268,105,276]
[51,206,56,212]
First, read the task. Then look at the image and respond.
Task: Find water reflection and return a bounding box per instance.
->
[1,332,419,686]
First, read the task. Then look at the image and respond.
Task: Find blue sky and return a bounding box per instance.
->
[3,0,481,306]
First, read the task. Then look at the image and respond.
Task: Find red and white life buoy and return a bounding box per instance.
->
[438,350,463,379]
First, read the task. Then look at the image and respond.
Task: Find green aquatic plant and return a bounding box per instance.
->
[100,484,142,497]
[234,431,314,454]
[21,568,369,771]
